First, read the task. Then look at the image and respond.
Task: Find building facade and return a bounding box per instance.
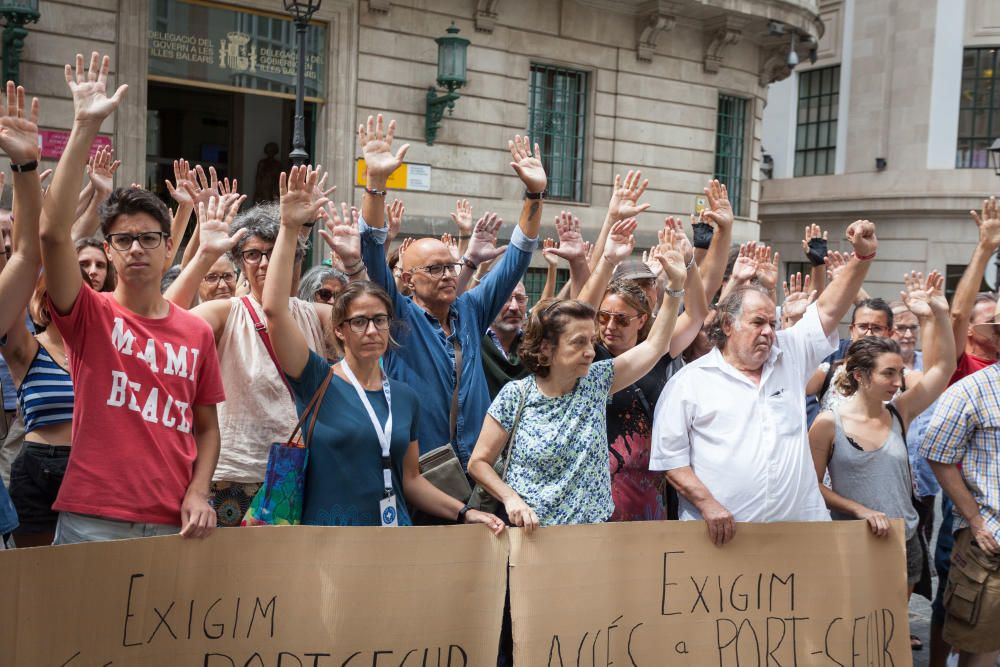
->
[17,0,821,298]
[761,0,1000,302]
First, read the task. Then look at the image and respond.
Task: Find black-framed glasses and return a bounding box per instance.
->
[343,314,391,333]
[315,288,336,303]
[107,231,169,251]
[597,310,640,327]
[240,248,274,265]
[203,272,237,284]
[415,263,462,277]
[853,323,887,335]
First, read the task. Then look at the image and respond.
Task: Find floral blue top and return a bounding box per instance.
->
[488,360,615,526]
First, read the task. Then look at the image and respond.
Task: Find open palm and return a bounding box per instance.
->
[66,53,127,124]
[0,115,38,164]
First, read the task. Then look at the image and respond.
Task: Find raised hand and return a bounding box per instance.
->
[545,210,588,263]
[0,81,39,165]
[607,170,650,222]
[358,114,409,186]
[925,270,948,313]
[781,272,816,324]
[307,164,336,202]
[663,216,693,267]
[754,243,780,291]
[165,159,196,207]
[901,270,946,318]
[441,233,461,262]
[508,134,546,193]
[970,196,1000,250]
[802,223,828,265]
[386,198,405,244]
[846,219,878,259]
[642,246,664,277]
[218,174,238,197]
[465,212,506,265]
[318,202,361,265]
[196,194,247,258]
[603,218,637,265]
[279,165,330,229]
[702,179,734,231]
[450,198,473,237]
[731,242,758,283]
[541,238,560,268]
[65,52,127,124]
[87,145,119,194]
[825,250,850,282]
[654,228,688,289]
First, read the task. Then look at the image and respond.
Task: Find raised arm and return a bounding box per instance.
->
[384,198,404,259]
[449,198,473,256]
[578,218,637,308]
[895,271,956,422]
[802,223,829,298]
[815,220,878,336]
[458,212,505,294]
[70,146,117,241]
[697,179,735,300]
[0,82,43,337]
[661,217,708,356]
[358,114,409,231]
[589,171,650,271]
[543,211,590,296]
[952,196,1000,360]
[318,202,368,283]
[540,238,560,300]
[611,228,686,392]
[262,167,330,379]
[508,135,547,240]
[40,52,127,315]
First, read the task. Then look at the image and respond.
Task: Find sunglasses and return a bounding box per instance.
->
[315,288,337,303]
[597,310,641,327]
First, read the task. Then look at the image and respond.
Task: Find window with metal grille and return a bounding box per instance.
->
[714,94,748,216]
[957,48,1000,168]
[528,64,588,201]
[794,66,840,177]
[523,267,569,307]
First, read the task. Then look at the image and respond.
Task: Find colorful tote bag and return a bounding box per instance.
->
[241,368,334,526]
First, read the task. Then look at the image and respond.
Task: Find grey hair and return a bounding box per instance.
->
[975,291,998,306]
[228,203,309,268]
[298,264,348,301]
[709,284,773,350]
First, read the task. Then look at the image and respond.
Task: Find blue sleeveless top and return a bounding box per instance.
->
[16,342,74,433]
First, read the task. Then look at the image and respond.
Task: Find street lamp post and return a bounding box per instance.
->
[283,0,322,166]
[989,138,1000,289]
[0,0,40,87]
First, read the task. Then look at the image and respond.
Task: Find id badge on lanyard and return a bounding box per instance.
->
[340,361,397,527]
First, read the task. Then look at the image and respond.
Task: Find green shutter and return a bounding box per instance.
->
[714,94,748,216]
[794,66,840,177]
[529,64,588,201]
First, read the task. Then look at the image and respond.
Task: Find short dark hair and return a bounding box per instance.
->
[851,297,894,330]
[99,187,172,236]
[518,298,596,377]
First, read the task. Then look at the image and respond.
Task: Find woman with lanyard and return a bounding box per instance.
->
[808,271,955,593]
[262,167,504,530]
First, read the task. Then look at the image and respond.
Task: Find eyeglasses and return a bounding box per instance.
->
[597,310,641,327]
[893,325,918,335]
[342,314,391,333]
[415,263,462,277]
[853,323,886,336]
[107,231,169,251]
[315,288,337,303]
[203,272,237,284]
[240,248,274,265]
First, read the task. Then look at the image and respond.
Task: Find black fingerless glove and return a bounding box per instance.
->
[806,237,828,266]
[692,222,714,250]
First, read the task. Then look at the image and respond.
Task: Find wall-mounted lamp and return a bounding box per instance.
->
[787,33,799,69]
[0,0,39,86]
[989,138,1000,176]
[425,22,469,145]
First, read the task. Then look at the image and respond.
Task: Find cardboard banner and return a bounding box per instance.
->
[509,521,911,667]
[0,526,507,666]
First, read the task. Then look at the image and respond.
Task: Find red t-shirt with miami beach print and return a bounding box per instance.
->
[48,286,225,525]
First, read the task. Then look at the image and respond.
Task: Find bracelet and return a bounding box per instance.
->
[10,160,37,173]
[365,186,387,197]
[346,264,366,278]
[524,189,546,200]
[685,255,696,271]
[665,286,685,299]
[343,259,364,273]
[854,250,876,261]
[460,255,478,270]
[303,221,316,229]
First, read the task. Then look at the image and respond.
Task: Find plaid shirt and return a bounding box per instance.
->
[920,363,1000,539]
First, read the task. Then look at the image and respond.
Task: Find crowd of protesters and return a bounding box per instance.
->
[0,52,998,666]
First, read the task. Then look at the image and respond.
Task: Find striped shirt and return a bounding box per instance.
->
[16,343,74,433]
[920,362,1000,540]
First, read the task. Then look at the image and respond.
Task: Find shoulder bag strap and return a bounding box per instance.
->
[286,367,335,449]
[498,383,530,481]
[242,296,294,399]
[449,334,463,443]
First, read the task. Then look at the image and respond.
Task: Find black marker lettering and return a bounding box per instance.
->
[548,635,564,667]
[244,653,266,667]
[824,617,845,667]
[691,576,710,613]
[148,601,177,642]
[122,573,144,648]
[204,655,235,667]
[277,652,304,667]
[304,654,331,667]
[203,598,225,639]
[881,609,895,667]
[627,623,643,667]
[248,596,277,639]
[765,617,786,666]
[661,552,685,616]
[446,645,467,667]
[769,574,795,612]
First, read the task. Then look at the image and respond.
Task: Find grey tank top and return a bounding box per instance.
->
[828,405,919,539]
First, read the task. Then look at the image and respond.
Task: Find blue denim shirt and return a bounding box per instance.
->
[0,477,17,535]
[360,217,537,468]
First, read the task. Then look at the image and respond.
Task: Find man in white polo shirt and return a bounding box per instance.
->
[650,220,878,546]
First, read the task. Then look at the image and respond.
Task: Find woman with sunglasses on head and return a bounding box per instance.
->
[163,184,334,527]
[809,272,955,594]
[574,216,708,523]
[263,168,505,530]
[468,219,688,531]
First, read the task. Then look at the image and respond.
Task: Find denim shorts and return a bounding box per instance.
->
[53,512,180,545]
[9,442,69,533]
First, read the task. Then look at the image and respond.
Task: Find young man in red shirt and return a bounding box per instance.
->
[39,52,225,543]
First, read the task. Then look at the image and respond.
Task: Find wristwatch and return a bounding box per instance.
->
[456,504,471,524]
[524,189,546,200]
[460,255,478,271]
